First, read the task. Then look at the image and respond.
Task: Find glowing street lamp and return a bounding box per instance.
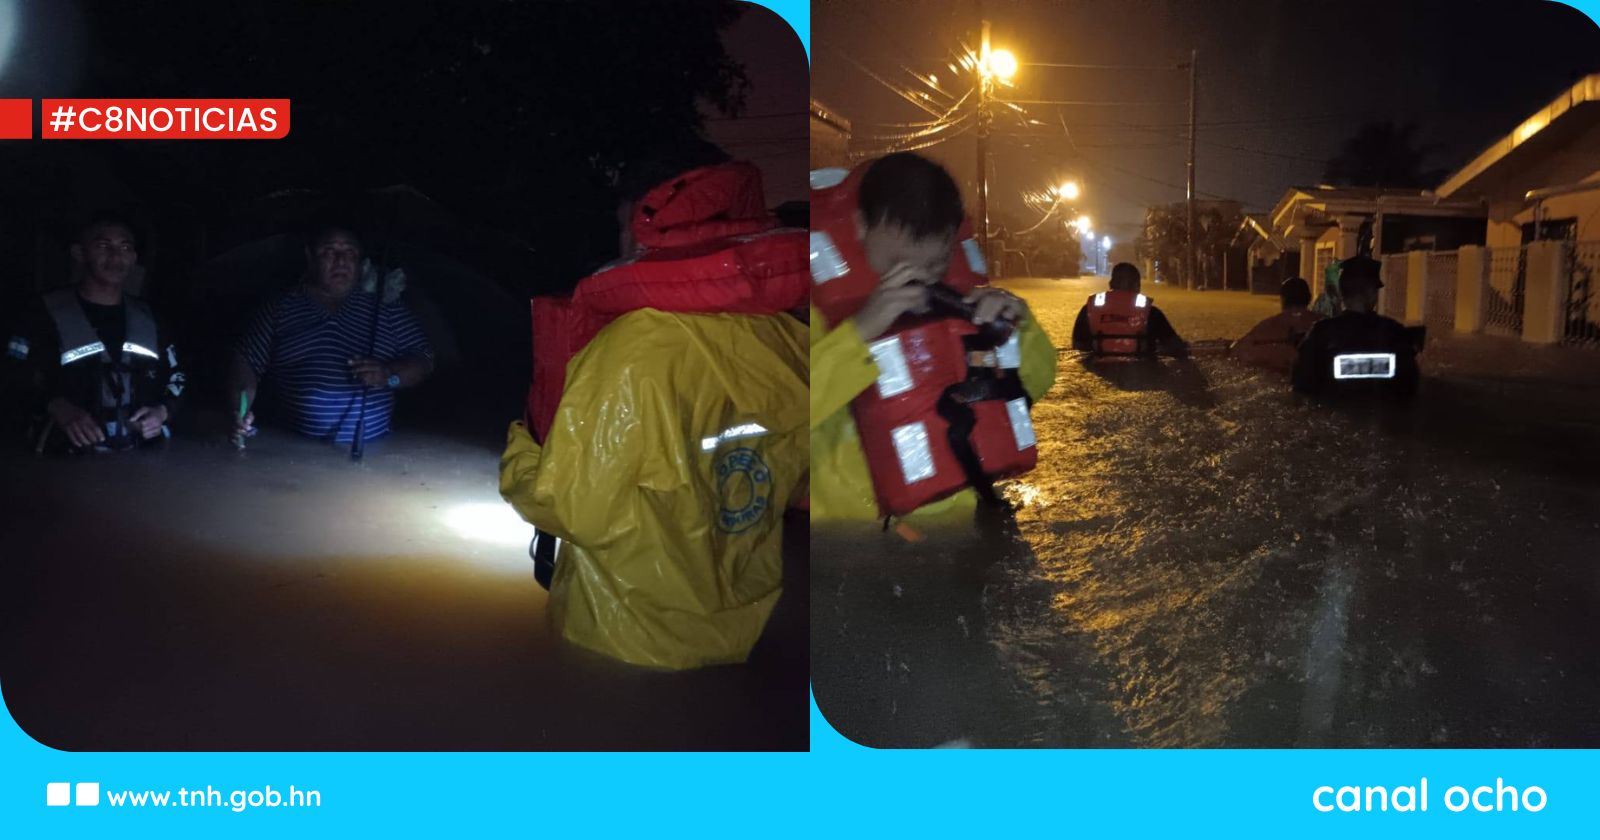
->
[984,48,1018,80]
[1056,181,1080,201]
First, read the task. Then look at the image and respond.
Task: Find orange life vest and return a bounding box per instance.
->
[811,165,1037,517]
[1086,289,1152,360]
[526,162,809,443]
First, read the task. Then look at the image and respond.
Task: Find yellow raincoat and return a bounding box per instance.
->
[500,309,808,669]
[810,302,1058,523]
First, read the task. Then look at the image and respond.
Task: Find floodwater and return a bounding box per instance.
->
[0,415,808,750]
[813,277,1600,749]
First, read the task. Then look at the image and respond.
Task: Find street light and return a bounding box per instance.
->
[1057,181,1080,201]
[985,48,1018,80]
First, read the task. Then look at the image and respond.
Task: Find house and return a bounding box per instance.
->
[810,100,851,170]
[1259,185,1484,301]
[1232,213,1290,295]
[1426,73,1600,346]
[1436,73,1600,245]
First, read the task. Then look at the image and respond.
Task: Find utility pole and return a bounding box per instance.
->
[976,15,993,268]
[1185,48,1197,290]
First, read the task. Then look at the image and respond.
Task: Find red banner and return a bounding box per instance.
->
[0,99,30,140]
[39,99,290,140]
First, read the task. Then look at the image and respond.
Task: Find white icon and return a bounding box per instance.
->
[76,782,100,807]
[47,782,70,807]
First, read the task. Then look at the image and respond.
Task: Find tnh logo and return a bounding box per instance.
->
[46,782,98,807]
[715,447,772,533]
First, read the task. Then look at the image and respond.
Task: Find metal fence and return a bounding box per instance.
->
[1564,241,1600,348]
[1380,254,1408,319]
[1484,246,1525,337]
[1426,250,1458,332]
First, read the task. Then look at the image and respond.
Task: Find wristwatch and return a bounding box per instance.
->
[386,373,401,389]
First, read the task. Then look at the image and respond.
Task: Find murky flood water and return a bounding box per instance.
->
[814,277,1600,748]
[1,418,807,750]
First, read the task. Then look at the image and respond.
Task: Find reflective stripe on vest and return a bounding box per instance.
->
[123,342,160,360]
[809,230,850,285]
[961,237,987,276]
[868,335,915,398]
[890,421,936,484]
[810,167,849,190]
[61,341,107,365]
[1094,291,1148,309]
[1332,353,1396,380]
[699,422,770,452]
[996,332,1021,369]
[1006,397,1036,450]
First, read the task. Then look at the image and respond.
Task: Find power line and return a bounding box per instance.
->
[832,48,947,119]
[1197,138,1329,164]
[851,91,974,140]
[855,118,972,143]
[852,123,974,159]
[1025,118,1330,163]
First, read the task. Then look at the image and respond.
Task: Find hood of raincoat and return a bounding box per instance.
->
[629,161,777,249]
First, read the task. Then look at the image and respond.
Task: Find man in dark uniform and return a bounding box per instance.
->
[5,215,184,453]
[1292,256,1420,400]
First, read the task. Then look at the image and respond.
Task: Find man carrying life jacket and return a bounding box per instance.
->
[1292,256,1420,400]
[1069,262,1188,360]
[1230,276,1324,375]
[810,152,1057,524]
[4,215,184,454]
[499,138,808,670]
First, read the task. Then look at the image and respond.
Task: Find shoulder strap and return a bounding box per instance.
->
[122,297,160,362]
[43,289,110,365]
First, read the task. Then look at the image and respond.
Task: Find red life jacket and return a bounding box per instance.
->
[811,165,1037,517]
[525,162,809,443]
[1085,289,1152,360]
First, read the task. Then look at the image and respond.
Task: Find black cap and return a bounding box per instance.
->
[1280,276,1312,307]
[1338,256,1382,284]
[1337,256,1383,297]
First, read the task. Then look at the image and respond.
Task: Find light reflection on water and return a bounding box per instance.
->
[988,350,1587,747]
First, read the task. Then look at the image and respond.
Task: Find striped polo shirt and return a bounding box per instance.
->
[239,288,432,443]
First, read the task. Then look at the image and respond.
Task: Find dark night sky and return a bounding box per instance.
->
[704,3,810,206]
[814,0,1600,240]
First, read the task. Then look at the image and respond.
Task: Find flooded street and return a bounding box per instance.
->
[813,277,1600,748]
[0,419,808,750]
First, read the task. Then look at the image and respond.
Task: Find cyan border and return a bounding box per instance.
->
[9,1,1600,836]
